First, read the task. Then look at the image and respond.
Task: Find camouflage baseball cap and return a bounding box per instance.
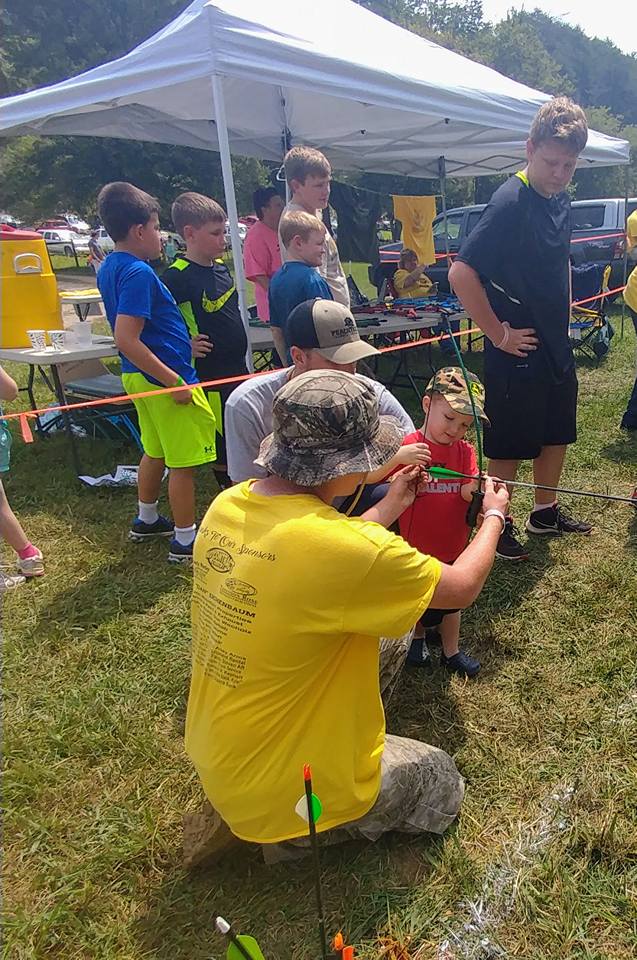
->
[255,369,404,485]
[425,367,489,423]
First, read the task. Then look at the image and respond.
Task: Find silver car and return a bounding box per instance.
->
[38,229,90,257]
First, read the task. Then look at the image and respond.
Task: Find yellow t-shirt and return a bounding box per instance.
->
[185,481,441,843]
[624,210,637,313]
[393,268,433,297]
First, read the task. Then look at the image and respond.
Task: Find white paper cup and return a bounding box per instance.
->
[27,329,47,351]
[49,330,67,351]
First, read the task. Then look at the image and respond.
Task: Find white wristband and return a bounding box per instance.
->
[484,508,506,531]
[495,322,510,350]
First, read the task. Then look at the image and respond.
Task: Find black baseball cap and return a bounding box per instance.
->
[286,299,379,363]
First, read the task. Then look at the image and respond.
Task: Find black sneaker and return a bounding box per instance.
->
[526,504,592,536]
[406,636,432,669]
[129,515,174,542]
[495,517,529,561]
[440,650,481,677]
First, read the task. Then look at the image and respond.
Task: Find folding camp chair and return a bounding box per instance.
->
[347,273,371,307]
[570,263,614,362]
[61,361,142,449]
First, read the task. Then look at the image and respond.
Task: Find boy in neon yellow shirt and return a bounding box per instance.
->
[163,192,249,488]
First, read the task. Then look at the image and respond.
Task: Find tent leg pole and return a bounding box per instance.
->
[211,72,253,371]
[438,155,451,286]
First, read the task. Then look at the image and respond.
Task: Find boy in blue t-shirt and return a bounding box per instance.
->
[97,181,217,563]
[268,210,332,363]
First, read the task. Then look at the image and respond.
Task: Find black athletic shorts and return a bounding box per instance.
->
[420,607,460,629]
[483,363,578,461]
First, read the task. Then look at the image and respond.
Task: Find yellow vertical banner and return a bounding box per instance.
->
[392,195,437,265]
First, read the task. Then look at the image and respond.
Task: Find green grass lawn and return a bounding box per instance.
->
[3,313,637,959]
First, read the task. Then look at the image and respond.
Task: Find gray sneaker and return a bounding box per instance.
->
[0,570,26,591]
[17,547,44,578]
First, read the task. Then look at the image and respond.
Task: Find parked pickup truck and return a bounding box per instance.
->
[372,196,637,295]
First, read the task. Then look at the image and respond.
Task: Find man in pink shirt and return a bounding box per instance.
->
[243,187,285,322]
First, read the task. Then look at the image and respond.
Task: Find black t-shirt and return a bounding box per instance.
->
[457,173,573,383]
[163,257,248,383]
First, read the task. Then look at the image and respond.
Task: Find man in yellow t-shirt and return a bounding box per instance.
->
[393,247,434,297]
[185,370,509,861]
[620,209,637,431]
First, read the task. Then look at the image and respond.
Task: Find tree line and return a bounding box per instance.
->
[0,0,635,224]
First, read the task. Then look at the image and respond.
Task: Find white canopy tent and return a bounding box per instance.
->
[1,0,630,351]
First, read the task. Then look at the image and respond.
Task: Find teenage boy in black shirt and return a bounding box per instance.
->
[449,97,592,560]
[164,192,248,489]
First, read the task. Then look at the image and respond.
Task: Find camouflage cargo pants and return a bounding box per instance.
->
[262,632,464,861]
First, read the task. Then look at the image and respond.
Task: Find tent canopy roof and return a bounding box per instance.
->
[0,0,630,178]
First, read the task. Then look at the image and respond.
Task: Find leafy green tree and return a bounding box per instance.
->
[574,108,637,199]
[0,136,270,223]
[481,15,574,95]
[0,0,184,96]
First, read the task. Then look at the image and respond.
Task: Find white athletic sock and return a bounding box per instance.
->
[533,500,557,514]
[174,524,196,547]
[138,500,159,524]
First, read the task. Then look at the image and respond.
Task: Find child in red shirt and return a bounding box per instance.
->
[399,367,489,677]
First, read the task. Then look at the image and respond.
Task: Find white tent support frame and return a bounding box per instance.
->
[210,72,253,371]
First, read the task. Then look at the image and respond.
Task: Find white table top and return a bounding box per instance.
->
[0,336,118,365]
[0,329,293,364]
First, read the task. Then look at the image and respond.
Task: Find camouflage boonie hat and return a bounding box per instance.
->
[255,369,404,486]
[425,367,489,424]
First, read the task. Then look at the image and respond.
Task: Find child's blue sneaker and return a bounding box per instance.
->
[128,516,174,542]
[441,650,481,678]
[406,635,432,669]
[168,538,193,564]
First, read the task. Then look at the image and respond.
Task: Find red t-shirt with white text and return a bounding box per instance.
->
[398,430,478,563]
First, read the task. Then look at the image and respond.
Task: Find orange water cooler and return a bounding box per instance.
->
[1,226,63,348]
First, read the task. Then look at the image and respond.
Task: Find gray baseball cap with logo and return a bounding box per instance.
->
[255,369,404,485]
[286,299,379,363]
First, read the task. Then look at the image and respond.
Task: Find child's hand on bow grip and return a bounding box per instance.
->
[396,441,431,468]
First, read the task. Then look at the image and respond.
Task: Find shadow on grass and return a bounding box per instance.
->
[34,550,184,634]
[600,433,637,466]
[134,821,454,960]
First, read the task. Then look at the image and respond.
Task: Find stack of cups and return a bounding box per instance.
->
[66,321,93,348]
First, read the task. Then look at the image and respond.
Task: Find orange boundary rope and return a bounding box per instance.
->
[571,285,626,307]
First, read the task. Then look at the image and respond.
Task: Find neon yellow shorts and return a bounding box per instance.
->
[122,372,217,468]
